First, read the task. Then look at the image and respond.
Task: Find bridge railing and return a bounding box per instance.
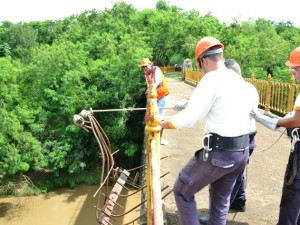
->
[185,70,300,115]
[161,66,175,74]
[142,81,172,225]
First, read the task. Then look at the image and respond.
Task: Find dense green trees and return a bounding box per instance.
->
[1,0,300,183]
[0,58,44,180]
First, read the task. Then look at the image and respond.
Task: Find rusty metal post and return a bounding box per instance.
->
[144,81,162,225]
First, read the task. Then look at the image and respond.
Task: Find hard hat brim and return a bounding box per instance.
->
[285,61,300,67]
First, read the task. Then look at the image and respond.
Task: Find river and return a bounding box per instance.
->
[0,185,141,225]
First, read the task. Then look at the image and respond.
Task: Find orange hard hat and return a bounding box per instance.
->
[195,36,224,66]
[141,58,152,67]
[285,47,300,67]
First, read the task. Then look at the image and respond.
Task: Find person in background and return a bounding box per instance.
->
[141,58,170,145]
[157,36,258,225]
[253,46,300,225]
[224,59,259,211]
[199,59,259,224]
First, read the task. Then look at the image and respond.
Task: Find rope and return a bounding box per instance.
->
[91,106,173,113]
[255,129,286,153]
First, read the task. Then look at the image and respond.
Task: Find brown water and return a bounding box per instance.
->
[0,185,141,225]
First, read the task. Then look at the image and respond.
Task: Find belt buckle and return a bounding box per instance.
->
[291,128,300,153]
[202,134,213,161]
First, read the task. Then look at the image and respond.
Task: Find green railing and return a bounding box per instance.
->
[185,70,300,115]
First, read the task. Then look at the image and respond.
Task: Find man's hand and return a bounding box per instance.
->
[174,99,188,111]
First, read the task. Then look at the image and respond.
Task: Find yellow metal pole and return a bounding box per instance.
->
[265,74,272,113]
[287,75,295,112]
[144,81,162,225]
[251,72,255,83]
[151,140,164,225]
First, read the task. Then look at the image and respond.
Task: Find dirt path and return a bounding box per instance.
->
[161,77,291,225]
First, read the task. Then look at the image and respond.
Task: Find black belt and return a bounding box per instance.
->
[203,133,249,151]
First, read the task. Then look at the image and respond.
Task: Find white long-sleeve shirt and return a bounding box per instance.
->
[245,82,259,133]
[171,68,258,137]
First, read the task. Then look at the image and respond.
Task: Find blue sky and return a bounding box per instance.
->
[1,0,300,27]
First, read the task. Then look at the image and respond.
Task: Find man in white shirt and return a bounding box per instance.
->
[159,37,258,225]
[199,59,259,224]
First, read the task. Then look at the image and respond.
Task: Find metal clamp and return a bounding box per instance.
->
[291,128,300,153]
[202,134,213,161]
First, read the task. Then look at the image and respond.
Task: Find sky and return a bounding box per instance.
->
[1,0,300,27]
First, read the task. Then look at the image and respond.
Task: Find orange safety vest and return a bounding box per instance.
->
[145,66,169,99]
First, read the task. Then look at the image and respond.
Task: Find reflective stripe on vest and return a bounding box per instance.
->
[146,66,169,99]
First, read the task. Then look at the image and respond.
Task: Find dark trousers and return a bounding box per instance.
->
[230,133,256,203]
[230,147,255,203]
[277,146,300,225]
[277,179,300,225]
[173,148,249,225]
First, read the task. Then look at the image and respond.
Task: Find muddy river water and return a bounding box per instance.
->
[0,185,141,225]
